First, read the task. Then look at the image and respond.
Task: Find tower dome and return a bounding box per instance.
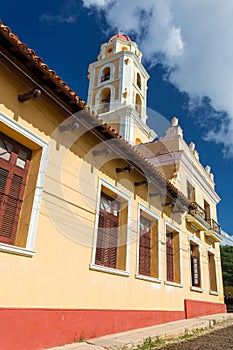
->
[108,32,131,43]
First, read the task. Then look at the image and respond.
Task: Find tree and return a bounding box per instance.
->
[220,245,233,286]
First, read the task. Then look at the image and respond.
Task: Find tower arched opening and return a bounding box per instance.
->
[101,67,110,83]
[136,73,142,89]
[98,88,111,114]
[135,94,142,117]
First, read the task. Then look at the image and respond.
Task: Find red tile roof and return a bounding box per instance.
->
[109,33,131,42]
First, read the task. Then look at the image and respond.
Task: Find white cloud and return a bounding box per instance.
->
[83,0,112,6]
[82,0,233,156]
[221,230,233,246]
[40,0,78,24]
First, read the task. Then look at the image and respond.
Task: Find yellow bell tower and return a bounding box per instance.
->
[87,33,156,145]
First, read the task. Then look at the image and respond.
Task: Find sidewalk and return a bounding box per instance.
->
[46,313,233,350]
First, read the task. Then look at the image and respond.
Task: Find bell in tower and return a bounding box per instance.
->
[87,32,156,145]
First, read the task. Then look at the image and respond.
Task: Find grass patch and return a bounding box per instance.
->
[134,321,233,350]
[133,327,211,349]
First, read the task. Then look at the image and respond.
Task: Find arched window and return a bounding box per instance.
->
[101,67,110,83]
[98,63,115,85]
[135,94,142,117]
[122,46,128,51]
[136,73,142,89]
[98,88,111,114]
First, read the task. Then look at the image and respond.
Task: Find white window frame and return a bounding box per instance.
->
[0,112,49,257]
[164,221,183,288]
[135,204,162,283]
[90,178,131,277]
[94,85,115,114]
[98,63,115,85]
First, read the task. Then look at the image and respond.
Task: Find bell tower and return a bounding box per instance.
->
[87,33,156,145]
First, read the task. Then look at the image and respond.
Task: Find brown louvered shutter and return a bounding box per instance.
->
[0,133,31,245]
[95,212,118,268]
[103,215,118,268]
[95,214,105,265]
[166,231,174,281]
[95,193,119,268]
[139,216,151,276]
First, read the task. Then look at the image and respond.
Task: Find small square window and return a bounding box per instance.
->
[0,138,13,162]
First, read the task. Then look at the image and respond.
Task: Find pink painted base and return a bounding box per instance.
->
[185,299,226,318]
[0,300,226,350]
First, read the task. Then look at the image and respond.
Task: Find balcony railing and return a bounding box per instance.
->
[188,202,206,221]
[188,202,221,236]
[98,103,110,114]
[207,218,221,234]
[101,74,110,82]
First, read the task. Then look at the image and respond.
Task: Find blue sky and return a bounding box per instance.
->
[1,0,233,236]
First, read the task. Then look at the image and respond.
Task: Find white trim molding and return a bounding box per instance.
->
[135,274,162,284]
[94,84,115,114]
[90,178,132,275]
[191,286,204,293]
[165,221,183,286]
[98,63,115,85]
[0,111,49,256]
[89,263,130,277]
[149,150,220,205]
[165,281,183,288]
[136,203,161,281]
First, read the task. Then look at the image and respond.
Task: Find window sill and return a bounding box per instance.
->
[135,274,162,284]
[0,243,35,257]
[165,281,183,288]
[89,264,130,277]
[191,286,204,293]
[210,290,219,296]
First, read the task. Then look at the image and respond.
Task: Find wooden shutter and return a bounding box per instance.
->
[0,133,31,245]
[139,216,151,276]
[208,253,217,291]
[95,193,119,268]
[95,214,105,264]
[166,231,174,281]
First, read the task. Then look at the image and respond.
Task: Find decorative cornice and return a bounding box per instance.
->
[101,106,156,140]
[150,150,220,204]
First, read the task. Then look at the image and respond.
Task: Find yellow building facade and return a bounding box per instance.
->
[0,23,225,350]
